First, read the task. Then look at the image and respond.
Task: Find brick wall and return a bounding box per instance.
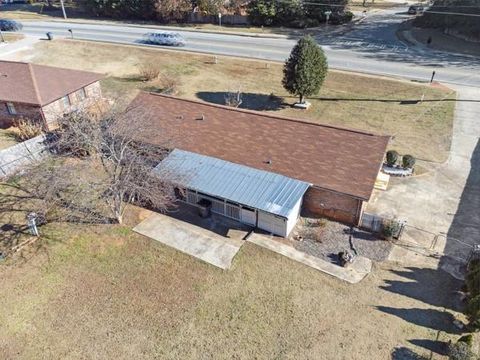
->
[42,81,103,130]
[0,101,43,129]
[302,187,363,225]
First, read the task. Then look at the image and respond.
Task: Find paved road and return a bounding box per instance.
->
[14,7,480,87]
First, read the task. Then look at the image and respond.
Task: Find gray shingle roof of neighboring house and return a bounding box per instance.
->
[0,60,103,106]
[155,149,311,218]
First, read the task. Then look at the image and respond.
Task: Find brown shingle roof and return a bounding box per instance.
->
[129,92,390,200]
[0,61,103,106]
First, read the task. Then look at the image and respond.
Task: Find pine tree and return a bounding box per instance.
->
[282,35,328,104]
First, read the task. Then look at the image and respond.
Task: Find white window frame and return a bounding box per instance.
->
[6,102,17,115]
[62,95,71,109]
[76,88,87,102]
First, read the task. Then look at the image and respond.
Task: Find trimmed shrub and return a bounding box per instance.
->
[382,219,400,240]
[402,154,416,169]
[386,150,399,166]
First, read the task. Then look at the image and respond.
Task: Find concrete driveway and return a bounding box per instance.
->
[133,212,246,270]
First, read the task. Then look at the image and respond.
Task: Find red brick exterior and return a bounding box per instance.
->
[0,102,43,129]
[302,187,364,225]
[0,81,103,130]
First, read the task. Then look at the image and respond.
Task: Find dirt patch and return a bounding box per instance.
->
[10,39,456,163]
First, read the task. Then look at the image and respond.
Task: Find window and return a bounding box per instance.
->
[6,102,16,115]
[76,88,87,102]
[62,96,71,108]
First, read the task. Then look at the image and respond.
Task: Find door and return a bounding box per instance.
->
[257,211,286,237]
[240,207,256,226]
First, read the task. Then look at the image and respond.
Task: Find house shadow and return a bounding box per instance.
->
[196,92,286,111]
[380,267,463,312]
[376,306,460,334]
[441,139,480,274]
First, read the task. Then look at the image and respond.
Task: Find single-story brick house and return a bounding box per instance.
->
[0,60,103,130]
[128,92,390,237]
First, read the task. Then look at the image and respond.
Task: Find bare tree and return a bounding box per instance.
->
[1,107,177,226]
[54,108,176,224]
[224,89,243,108]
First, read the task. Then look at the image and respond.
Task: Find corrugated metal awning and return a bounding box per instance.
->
[155,149,311,218]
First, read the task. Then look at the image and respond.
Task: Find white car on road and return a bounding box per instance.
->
[143,32,186,47]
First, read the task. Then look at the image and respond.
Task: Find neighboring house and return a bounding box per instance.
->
[0,60,103,130]
[128,92,390,237]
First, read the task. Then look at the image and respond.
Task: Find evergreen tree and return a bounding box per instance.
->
[282,35,328,104]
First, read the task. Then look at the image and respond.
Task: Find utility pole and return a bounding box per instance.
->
[60,0,67,19]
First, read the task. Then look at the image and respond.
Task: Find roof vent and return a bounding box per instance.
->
[176,115,184,120]
[265,159,272,165]
[196,114,205,121]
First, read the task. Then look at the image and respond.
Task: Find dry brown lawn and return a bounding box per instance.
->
[11,40,455,163]
[0,128,18,150]
[0,205,465,360]
[3,33,25,42]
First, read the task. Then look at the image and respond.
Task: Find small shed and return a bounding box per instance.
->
[155,149,311,237]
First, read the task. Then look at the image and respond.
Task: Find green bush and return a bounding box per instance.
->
[466,260,480,297]
[382,219,400,240]
[386,150,399,166]
[466,295,480,331]
[448,340,476,360]
[457,334,474,347]
[402,154,416,169]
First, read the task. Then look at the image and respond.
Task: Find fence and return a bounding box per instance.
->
[188,13,249,25]
[0,134,50,178]
[360,212,406,239]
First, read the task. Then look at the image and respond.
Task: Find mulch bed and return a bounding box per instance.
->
[291,219,392,263]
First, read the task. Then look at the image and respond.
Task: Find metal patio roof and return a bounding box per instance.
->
[155,149,311,218]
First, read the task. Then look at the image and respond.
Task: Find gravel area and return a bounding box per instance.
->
[291,218,392,263]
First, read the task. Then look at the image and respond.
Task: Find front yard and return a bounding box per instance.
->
[0,206,464,359]
[8,39,455,163]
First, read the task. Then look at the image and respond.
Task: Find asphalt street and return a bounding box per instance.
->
[14,7,480,87]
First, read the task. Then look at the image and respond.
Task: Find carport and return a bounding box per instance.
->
[155,149,311,237]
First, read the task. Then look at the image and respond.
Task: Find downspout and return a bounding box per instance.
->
[39,107,49,131]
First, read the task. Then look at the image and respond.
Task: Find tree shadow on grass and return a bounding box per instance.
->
[376,306,460,334]
[196,91,287,111]
[391,346,427,360]
[380,267,463,312]
[408,339,448,356]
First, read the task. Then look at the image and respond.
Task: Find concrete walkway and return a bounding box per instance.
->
[247,233,372,284]
[0,35,40,60]
[133,212,245,270]
[368,84,480,276]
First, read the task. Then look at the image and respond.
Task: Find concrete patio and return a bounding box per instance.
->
[247,233,372,284]
[133,204,250,270]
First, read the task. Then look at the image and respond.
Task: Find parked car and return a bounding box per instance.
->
[0,19,23,31]
[143,32,186,47]
[408,4,424,14]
